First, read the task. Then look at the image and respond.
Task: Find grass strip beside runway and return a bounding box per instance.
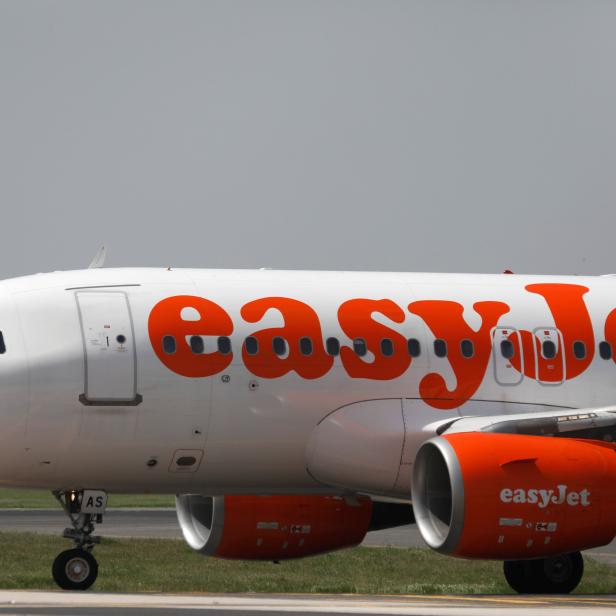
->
[0,488,174,508]
[0,532,614,594]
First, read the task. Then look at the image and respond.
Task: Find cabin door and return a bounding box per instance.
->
[76,291,142,405]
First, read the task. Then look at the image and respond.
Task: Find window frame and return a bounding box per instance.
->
[325,337,340,356]
[433,338,447,358]
[245,336,259,356]
[217,336,232,355]
[460,338,474,359]
[353,338,368,357]
[407,338,421,358]
[162,335,176,355]
[299,336,313,356]
[189,335,204,355]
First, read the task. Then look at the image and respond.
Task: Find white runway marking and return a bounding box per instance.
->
[0,591,616,615]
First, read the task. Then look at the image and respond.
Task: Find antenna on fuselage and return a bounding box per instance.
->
[88,246,106,269]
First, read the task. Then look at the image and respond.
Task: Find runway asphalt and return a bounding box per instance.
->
[1,508,615,565]
[0,590,616,616]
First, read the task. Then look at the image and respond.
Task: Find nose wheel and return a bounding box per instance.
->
[52,548,98,591]
[52,490,107,591]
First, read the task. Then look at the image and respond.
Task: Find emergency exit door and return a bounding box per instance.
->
[76,291,142,405]
[492,327,523,385]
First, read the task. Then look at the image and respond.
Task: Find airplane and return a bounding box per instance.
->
[1,265,616,593]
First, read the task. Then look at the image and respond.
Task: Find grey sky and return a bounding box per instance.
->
[0,0,614,278]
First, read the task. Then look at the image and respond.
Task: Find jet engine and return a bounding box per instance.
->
[176,494,411,560]
[412,432,616,560]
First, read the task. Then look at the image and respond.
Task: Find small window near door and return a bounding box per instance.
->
[500,339,515,359]
[163,335,176,354]
[572,341,586,360]
[599,341,612,360]
[542,340,557,359]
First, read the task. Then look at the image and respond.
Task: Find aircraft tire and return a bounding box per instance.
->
[52,548,98,591]
[503,552,583,594]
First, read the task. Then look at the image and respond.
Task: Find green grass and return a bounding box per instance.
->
[0,488,174,509]
[0,532,614,594]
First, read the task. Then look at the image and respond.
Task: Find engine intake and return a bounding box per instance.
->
[411,437,464,554]
[412,433,616,560]
[176,494,375,560]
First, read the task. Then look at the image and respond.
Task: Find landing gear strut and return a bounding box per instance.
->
[52,490,105,590]
[503,551,584,594]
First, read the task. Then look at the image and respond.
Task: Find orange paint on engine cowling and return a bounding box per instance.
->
[214,495,372,560]
[444,433,616,559]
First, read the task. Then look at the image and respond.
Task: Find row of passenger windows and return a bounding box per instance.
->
[500,339,613,361]
[162,335,432,358]
[161,335,615,362]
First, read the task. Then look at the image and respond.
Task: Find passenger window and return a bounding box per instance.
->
[407,338,421,357]
[572,341,586,360]
[245,336,259,355]
[599,341,612,360]
[0,331,6,354]
[162,335,176,354]
[272,336,287,356]
[500,339,515,359]
[353,338,367,357]
[434,339,447,358]
[218,336,232,355]
[460,339,474,358]
[542,340,556,359]
[380,338,394,357]
[326,337,340,356]
[189,336,204,354]
[300,337,313,356]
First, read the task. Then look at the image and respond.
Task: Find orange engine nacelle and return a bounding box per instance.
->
[412,433,616,560]
[175,494,373,560]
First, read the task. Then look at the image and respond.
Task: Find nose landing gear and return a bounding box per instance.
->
[52,490,107,591]
[52,548,99,591]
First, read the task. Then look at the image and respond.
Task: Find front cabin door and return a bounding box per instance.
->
[76,291,142,405]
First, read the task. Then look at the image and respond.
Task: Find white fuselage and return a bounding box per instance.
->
[0,268,614,495]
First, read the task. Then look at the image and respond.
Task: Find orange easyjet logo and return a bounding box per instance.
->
[147,283,615,410]
[500,485,591,508]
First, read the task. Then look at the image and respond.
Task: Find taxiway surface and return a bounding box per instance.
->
[0,590,616,616]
